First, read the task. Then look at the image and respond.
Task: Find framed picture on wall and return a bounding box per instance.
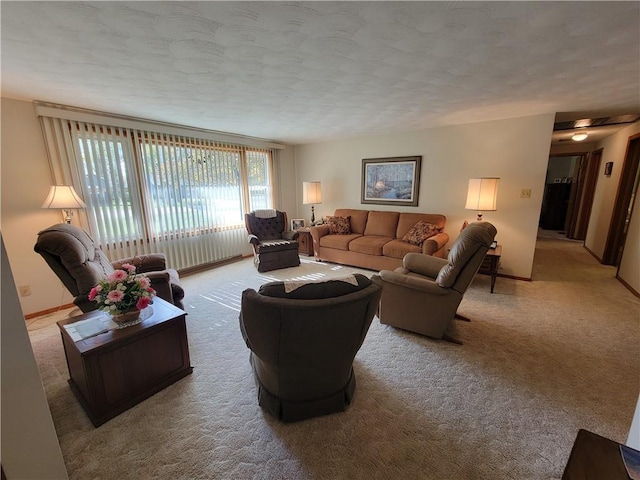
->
[361,156,422,206]
[291,219,305,230]
[604,162,613,176]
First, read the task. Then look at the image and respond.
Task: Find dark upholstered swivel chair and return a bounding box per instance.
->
[34,223,185,313]
[245,210,300,272]
[239,274,383,422]
[378,222,497,342]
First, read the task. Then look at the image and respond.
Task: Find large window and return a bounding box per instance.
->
[69,121,274,270]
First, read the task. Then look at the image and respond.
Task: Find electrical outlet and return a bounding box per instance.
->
[19,285,32,297]
[520,189,532,199]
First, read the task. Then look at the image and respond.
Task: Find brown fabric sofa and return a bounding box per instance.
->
[310,209,449,271]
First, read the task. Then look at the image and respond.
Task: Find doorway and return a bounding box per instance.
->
[540,152,602,241]
[602,134,640,266]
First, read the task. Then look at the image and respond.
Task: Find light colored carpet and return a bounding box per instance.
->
[28,241,640,479]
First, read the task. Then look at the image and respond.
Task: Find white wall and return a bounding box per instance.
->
[1,236,69,479]
[275,145,297,216]
[585,121,640,259]
[1,98,76,315]
[293,114,555,280]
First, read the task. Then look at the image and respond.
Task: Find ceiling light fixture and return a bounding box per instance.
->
[571,132,589,142]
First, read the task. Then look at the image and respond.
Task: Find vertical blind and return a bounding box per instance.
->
[39,114,274,271]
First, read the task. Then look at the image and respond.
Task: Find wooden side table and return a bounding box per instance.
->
[562,429,633,479]
[296,227,314,256]
[57,298,192,426]
[478,245,502,293]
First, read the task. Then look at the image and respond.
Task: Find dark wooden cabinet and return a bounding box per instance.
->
[57,298,192,427]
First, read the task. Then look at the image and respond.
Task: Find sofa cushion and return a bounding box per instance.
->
[364,211,400,238]
[320,233,362,251]
[382,239,422,259]
[258,273,371,299]
[396,213,446,239]
[401,221,443,246]
[334,209,369,234]
[349,235,393,256]
[327,216,352,235]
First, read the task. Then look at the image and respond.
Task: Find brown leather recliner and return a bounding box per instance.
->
[245,210,300,272]
[378,222,497,342]
[239,274,383,422]
[34,223,185,312]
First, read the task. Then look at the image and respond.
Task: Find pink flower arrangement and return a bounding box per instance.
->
[89,263,156,314]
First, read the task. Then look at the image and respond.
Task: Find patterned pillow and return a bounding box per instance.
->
[402,221,442,246]
[327,216,352,235]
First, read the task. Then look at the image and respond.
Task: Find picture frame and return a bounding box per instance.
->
[605,162,613,176]
[361,156,422,206]
[291,218,305,230]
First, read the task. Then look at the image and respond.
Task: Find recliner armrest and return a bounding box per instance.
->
[282,231,299,241]
[248,234,260,246]
[113,253,167,272]
[403,252,448,279]
[379,270,449,295]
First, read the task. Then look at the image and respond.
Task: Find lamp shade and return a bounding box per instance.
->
[303,182,322,205]
[465,178,499,212]
[41,185,87,209]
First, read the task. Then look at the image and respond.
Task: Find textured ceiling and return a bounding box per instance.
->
[2,1,639,144]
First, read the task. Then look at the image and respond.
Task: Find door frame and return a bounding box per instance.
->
[572,149,603,240]
[602,133,640,265]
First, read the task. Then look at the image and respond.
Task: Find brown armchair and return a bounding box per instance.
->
[34,223,185,313]
[245,210,300,272]
[239,274,383,422]
[378,222,497,342]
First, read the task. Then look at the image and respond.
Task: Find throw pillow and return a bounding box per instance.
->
[327,216,352,235]
[402,221,442,246]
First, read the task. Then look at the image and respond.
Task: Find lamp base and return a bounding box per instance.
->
[476,213,483,221]
[63,209,73,224]
[310,205,315,224]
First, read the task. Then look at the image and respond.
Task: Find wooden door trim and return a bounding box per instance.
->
[602,133,640,265]
[575,149,603,240]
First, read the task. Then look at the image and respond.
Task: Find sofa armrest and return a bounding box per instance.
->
[379,270,448,295]
[402,252,448,279]
[310,224,330,244]
[113,254,166,272]
[422,232,449,255]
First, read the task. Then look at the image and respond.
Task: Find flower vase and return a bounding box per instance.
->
[111,308,140,324]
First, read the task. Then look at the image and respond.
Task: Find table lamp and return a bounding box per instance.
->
[42,185,87,224]
[465,178,499,221]
[303,181,322,225]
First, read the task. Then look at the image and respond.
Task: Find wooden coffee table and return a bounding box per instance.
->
[57,298,192,427]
